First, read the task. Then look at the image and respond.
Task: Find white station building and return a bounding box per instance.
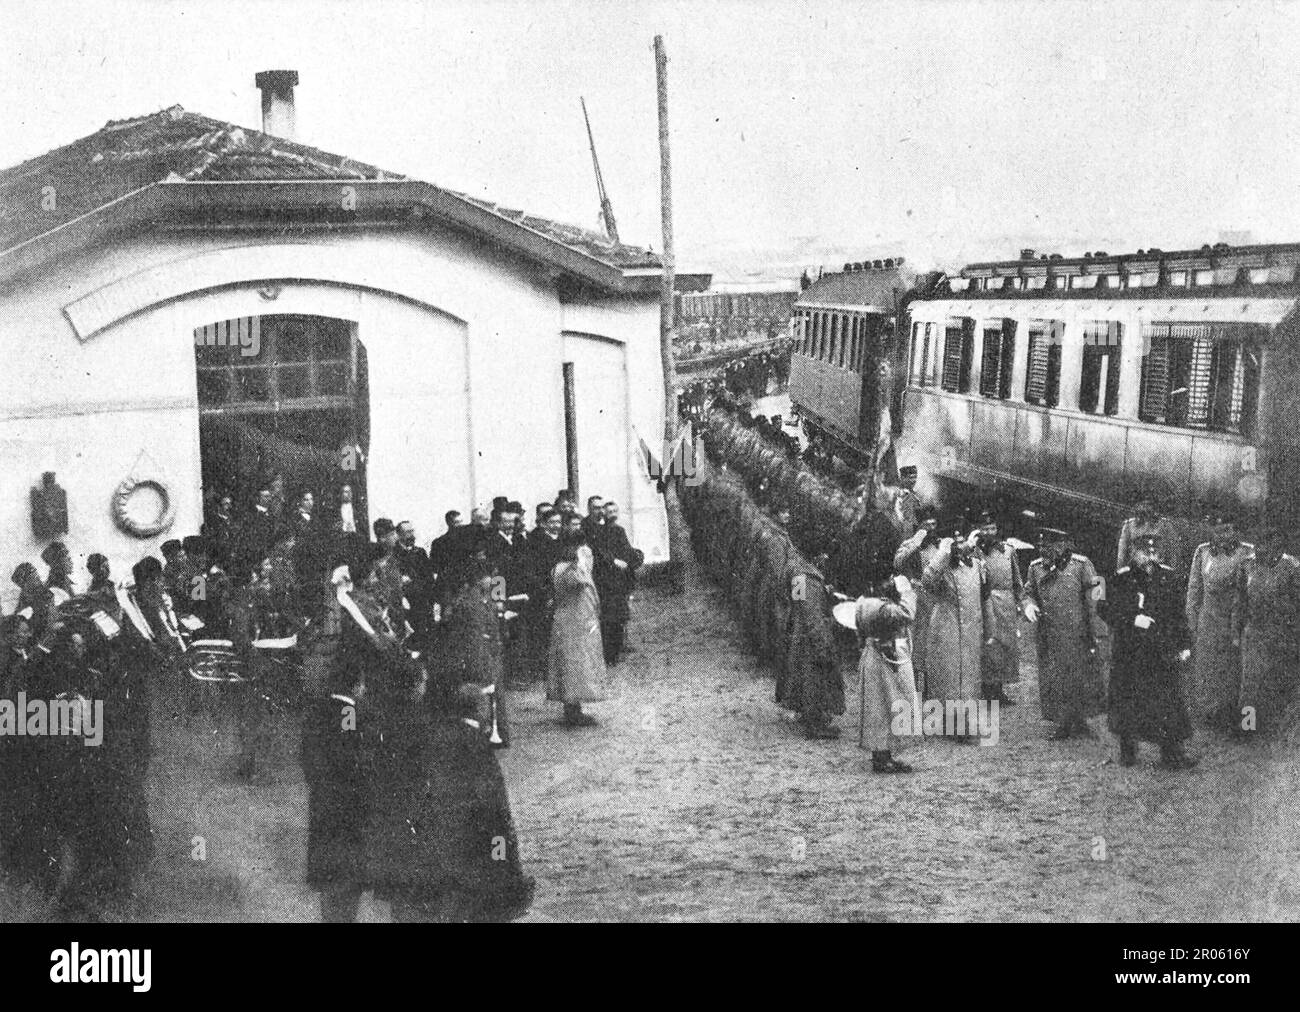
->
[0,71,707,607]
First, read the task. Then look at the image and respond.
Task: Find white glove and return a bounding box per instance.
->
[1023,601,1041,623]
[964,529,982,549]
[1178,648,1191,663]
[938,537,955,555]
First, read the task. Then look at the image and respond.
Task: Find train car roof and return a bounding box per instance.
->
[898,242,1300,303]
[795,264,916,312]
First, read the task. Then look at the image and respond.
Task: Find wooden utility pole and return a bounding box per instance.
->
[655,34,686,593]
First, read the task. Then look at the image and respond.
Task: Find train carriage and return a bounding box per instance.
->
[788,259,918,464]
[897,243,1300,534]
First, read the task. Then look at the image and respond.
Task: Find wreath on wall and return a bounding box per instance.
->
[111,454,176,539]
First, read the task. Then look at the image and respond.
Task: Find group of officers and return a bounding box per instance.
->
[694,401,1300,773]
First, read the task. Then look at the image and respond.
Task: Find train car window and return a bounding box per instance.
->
[980,319,1017,399]
[910,321,936,386]
[1167,270,1188,287]
[1079,321,1122,415]
[909,322,924,384]
[1025,322,1062,407]
[1193,269,1215,287]
[941,318,975,393]
[1139,323,1264,435]
[1102,274,1122,289]
[1026,275,1048,290]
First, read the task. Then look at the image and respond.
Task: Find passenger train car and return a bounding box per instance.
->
[790,242,1300,530]
[788,259,920,464]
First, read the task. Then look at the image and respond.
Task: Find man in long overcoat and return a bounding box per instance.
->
[922,527,989,740]
[1185,516,1251,729]
[776,552,844,739]
[1025,528,1105,739]
[1100,536,1196,769]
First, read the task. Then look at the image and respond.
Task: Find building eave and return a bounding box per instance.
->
[0,179,674,297]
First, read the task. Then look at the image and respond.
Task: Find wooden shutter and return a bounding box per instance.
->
[980,324,1003,397]
[1025,325,1049,404]
[998,319,1016,398]
[1139,325,1170,421]
[941,322,964,391]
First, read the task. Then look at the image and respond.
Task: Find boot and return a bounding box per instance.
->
[1159,743,1197,770]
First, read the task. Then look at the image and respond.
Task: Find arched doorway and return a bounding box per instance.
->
[193,313,370,532]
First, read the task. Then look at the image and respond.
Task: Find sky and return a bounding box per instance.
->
[3,0,1299,277]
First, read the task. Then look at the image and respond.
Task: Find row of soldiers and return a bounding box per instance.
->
[682,466,845,739]
[687,416,1300,767]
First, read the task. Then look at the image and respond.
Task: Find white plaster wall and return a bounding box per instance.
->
[0,227,665,608]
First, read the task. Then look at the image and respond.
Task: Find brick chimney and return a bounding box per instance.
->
[255,70,299,140]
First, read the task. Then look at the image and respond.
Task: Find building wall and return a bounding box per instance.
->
[0,227,668,608]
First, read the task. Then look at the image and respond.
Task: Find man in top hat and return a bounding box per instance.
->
[1101,534,1196,768]
[1185,512,1251,730]
[975,509,1025,706]
[1025,527,1105,740]
[1117,496,1182,575]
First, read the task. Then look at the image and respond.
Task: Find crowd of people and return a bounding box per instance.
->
[690,402,1300,773]
[0,470,646,921]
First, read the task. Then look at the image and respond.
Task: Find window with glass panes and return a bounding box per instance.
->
[1078,321,1122,415]
[195,315,355,413]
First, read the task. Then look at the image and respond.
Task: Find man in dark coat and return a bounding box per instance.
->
[776,551,845,739]
[593,501,644,664]
[372,518,407,628]
[1100,536,1197,769]
[300,655,372,922]
[394,521,431,636]
[523,509,564,679]
[427,510,465,605]
[581,496,606,543]
[240,488,276,579]
[486,507,529,681]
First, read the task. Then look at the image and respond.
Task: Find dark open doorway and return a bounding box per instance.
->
[194,314,370,531]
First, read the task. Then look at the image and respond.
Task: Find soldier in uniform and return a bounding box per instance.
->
[1025,528,1105,740]
[891,464,922,540]
[1101,535,1196,768]
[1117,496,1182,575]
[1237,523,1300,734]
[976,509,1024,706]
[777,551,845,739]
[921,521,989,742]
[1185,513,1251,730]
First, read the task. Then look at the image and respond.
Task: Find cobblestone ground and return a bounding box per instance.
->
[4,551,1299,922]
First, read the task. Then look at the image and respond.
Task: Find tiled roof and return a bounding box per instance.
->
[0,105,660,271]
